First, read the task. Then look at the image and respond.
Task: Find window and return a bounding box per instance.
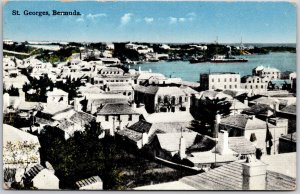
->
[158,96,162,103]
[128,114,132,121]
[229,78,232,82]
[179,96,183,103]
[105,115,109,121]
[235,85,237,89]
[235,78,237,82]
[257,78,260,83]
[212,78,214,82]
[250,85,253,89]
[171,96,176,105]
[218,78,220,82]
[261,85,264,89]
[224,85,227,89]
[256,85,258,89]
[248,81,251,83]
[245,85,247,89]
[229,85,232,89]
[117,115,121,121]
[224,78,227,82]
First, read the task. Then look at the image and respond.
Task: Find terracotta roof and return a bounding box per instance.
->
[97,103,139,115]
[75,176,102,188]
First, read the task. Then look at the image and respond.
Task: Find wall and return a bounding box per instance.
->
[96,114,139,131]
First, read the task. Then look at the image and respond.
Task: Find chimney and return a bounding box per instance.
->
[274,102,279,112]
[74,97,82,112]
[244,97,248,106]
[119,120,123,130]
[3,93,10,112]
[179,135,186,159]
[242,156,268,190]
[214,113,221,138]
[110,116,115,136]
[18,88,25,102]
[216,130,229,155]
[142,132,148,146]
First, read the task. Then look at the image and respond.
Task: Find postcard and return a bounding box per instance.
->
[2,0,297,191]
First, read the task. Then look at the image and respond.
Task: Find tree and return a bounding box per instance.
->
[195,97,231,136]
[38,120,122,189]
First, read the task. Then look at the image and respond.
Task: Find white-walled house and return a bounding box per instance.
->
[96,103,140,136]
[46,88,68,106]
[23,164,59,190]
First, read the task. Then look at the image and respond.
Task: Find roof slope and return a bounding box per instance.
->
[279,103,296,115]
[156,132,198,152]
[76,176,102,188]
[228,137,256,155]
[97,103,139,115]
[179,160,296,190]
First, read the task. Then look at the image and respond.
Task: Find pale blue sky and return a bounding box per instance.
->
[3,1,297,43]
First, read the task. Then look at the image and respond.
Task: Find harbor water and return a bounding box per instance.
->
[137,52,297,82]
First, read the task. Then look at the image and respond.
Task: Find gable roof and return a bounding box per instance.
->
[179,160,296,190]
[46,88,68,96]
[242,104,274,116]
[116,129,143,142]
[145,112,194,123]
[156,132,198,152]
[220,114,275,130]
[279,103,296,115]
[133,85,159,95]
[23,164,44,182]
[3,124,40,145]
[128,120,152,133]
[199,91,233,100]
[156,87,185,96]
[250,96,279,106]
[228,137,256,155]
[97,103,139,115]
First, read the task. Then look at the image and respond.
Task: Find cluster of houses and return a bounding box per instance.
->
[2,45,297,190]
[200,66,296,93]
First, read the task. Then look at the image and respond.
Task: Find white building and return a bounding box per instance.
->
[200,72,241,91]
